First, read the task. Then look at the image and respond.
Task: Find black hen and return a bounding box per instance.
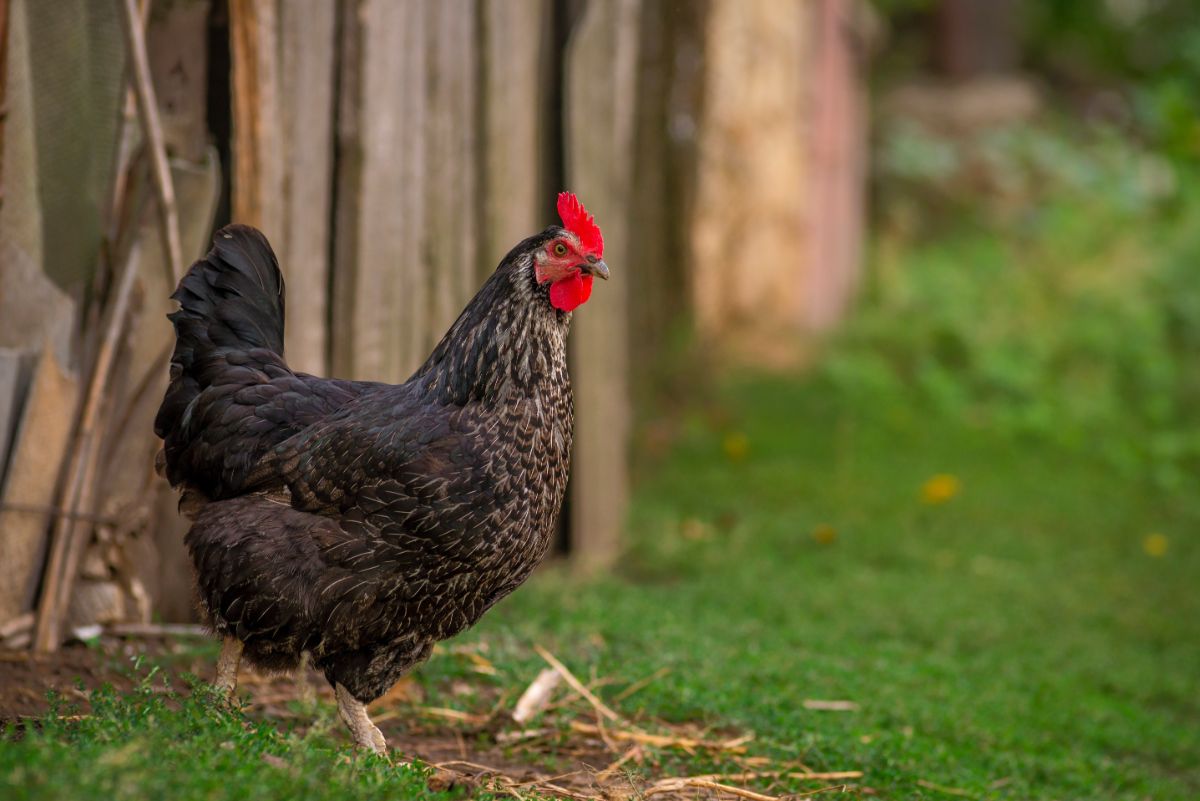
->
[154,194,608,752]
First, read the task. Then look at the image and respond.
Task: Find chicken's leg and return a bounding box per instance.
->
[335,683,387,754]
[214,637,243,698]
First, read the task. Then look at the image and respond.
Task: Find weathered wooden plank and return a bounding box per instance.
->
[0,348,79,621]
[333,0,428,383]
[565,0,640,570]
[689,0,810,359]
[330,0,364,379]
[481,0,547,268]
[279,0,337,375]
[229,0,283,237]
[425,0,480,350]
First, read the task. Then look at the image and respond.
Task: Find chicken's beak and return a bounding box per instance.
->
[583,260,610,280]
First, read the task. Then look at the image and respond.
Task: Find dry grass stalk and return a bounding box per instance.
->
[117,0,184,283]
[415,706,488,725]
[569,721,750,754]
[644,777,781,801]
[534,644,621,722]
[709,770,864,782]
[801,699,859,712]
[916,779,976,797]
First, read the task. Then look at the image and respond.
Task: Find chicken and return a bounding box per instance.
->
[153,192,607,753]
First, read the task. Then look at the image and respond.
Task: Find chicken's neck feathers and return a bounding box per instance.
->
[410,254,571,407]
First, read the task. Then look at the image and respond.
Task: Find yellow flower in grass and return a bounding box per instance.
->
[722,432,749,462]
[811,523,837,545]
[920,474,960,505]
[1143,533,1168,557]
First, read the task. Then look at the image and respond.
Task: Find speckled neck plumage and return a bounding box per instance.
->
[413,246,572,408]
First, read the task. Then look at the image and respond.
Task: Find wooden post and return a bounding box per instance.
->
[229,0,283,237]
[0,349,78,623]
[565,0,640,570]
[424,0,480,350]
[332,0,429,383]
[332,0,484,382]
[278,0,337,375]
[689,0,811,360]
[481,0,548,268]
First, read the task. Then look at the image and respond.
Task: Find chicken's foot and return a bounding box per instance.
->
[336,683,387,755]
[214,637,243,699]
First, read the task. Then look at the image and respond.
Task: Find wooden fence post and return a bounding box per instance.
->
[565,0,640,570]
[278,0,337,375]
[332,0,430,382]
[229,0,283,237]
[481,0,548,269]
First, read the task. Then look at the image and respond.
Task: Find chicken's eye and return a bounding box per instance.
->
[553,242,568,257]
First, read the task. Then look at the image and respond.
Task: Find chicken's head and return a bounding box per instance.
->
[533,192,608,312]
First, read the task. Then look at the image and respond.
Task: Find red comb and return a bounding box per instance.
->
[557,192,604,257]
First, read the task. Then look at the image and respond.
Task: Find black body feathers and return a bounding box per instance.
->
[157,224,574,702]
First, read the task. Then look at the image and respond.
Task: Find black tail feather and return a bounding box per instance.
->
[155,225,285,443]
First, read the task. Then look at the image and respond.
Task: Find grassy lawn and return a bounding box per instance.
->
[467,375,1200,799]
[4,372,1196,800]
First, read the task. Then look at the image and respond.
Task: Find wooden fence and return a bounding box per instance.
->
[0,0,869,647]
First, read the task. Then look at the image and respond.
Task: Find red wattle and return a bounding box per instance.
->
[549,273,593,312]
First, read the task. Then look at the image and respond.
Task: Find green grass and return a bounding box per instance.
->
[1,666,450,800]
[462,376,1200,799]
[4,374,1197,800]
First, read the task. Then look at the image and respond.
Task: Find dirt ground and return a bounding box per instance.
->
[0,636,859,800]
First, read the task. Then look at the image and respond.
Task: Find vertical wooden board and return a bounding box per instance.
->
[481,0,546,268]
[689,0,810,357]
[229,0,283,236]
[279,0,337,375]
[0,348,78,621]
[622,0,706,383]
[330,0,364,379]
[335,0,429,382]
[424,0,479,352]
[565,0,640,570]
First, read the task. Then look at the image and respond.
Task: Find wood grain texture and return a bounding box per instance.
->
[481,0,547,268]
[565,0,640,570]
[333,0,428,383]
[229,0,282,237]
[279,0,337,375]
[0,348,78,621]
[690,0,811,356]
[425,0,480,351]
